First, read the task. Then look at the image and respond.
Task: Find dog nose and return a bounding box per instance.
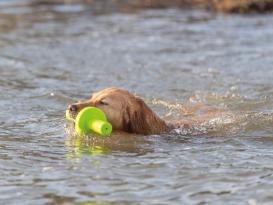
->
[68,104,78,112]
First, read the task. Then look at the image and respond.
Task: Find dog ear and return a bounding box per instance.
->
[123,97,152,135]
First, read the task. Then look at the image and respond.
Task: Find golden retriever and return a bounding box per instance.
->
[67,87,233,135]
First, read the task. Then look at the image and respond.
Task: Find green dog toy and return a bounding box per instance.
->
[66,107,112,136]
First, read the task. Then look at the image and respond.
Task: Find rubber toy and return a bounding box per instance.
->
[66,107,112,136]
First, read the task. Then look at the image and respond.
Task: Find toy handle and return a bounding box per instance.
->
[88,120,112,136]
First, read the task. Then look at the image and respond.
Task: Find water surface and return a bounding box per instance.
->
[0,2,273,205]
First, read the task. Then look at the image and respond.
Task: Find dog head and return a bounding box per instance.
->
[67,87,167,135]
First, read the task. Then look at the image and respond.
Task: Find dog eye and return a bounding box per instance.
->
[99,100,108,106]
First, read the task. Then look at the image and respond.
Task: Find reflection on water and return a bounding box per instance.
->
[65,123,151,157]
[1,1,273,205]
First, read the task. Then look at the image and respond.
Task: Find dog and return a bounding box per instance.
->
[67,87,234,135]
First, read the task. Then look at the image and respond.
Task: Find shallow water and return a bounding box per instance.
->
[0,2,273,205]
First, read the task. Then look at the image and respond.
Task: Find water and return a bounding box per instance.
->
[0,2,273,205]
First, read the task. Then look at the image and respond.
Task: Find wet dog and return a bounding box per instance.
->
[67,87,232,135]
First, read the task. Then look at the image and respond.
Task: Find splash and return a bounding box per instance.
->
[170,111,273,136]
